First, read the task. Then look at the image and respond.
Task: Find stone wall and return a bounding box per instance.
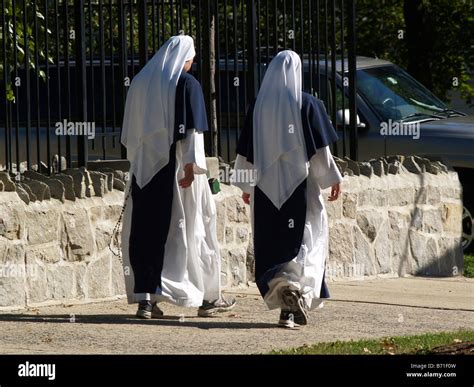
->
[0,190,126,311]
[0,166,128,310]
[214,184,253,287]
[0,155,464,309]
[0,162,253,310]
[325,155,464,280]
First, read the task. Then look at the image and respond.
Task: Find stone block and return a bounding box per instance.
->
[225,196,248,223]
[409,231,439,275]
[228,247,247,286]
[47,264,75,300]
[359,162,373,178]
[15,184,30,204]
[422,208,443,234]
[63,209,95,261]
[25,245,62,264]
[374,221,391,273]
[356,209,383,242]
[18,182,37,202]
[0,200,26,240]
[63,170,86,199]
[87,254,112,299]
[442,202,462,233]
[0,172,16,191]
[95,222,113,252]
[111,256,125,295]
[236,226,249,243]
[225,226,234,244]
[22,179,51,201]
[403,156,422,174]
[53,174,76,201]
[353,226,376,276]
[113,179,126,191]
[25,261,51,304]
[25,207,61,244]
[89,171,107,197]
[388,187,414,207]
[328,222,354,265]
[0,243,27,307]
[325,195,342,219]
[246,235,255,282]
[215,199,226,244]
[75,264,88,299]
[342,192,357,218]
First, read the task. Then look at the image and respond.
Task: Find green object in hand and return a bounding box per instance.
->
[208,178,221,194]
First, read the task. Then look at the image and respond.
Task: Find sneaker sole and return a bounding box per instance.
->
[197,302,236,317]
[281,289,308,325]
[278,319,301,329]
[136,310,152,319]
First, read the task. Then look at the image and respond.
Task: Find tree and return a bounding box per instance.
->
[356,0,474,106]
[0,0,51,102]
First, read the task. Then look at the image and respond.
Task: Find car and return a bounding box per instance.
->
[327,56,473,253]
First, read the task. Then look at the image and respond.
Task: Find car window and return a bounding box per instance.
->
[356,65,447,121]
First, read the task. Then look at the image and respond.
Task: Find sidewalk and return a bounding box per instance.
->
[0,277,472,354]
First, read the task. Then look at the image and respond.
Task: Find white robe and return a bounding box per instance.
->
[233,146,342,310]
[122,129,221,306]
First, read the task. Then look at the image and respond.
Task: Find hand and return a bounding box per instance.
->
[179,163,195,188]
[328,183,341,201]
[242,192,250,204]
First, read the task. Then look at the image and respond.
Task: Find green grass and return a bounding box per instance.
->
[464,254,474,278]
[270,330,474,355]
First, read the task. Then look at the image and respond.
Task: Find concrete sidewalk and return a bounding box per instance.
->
[0,277,472,354]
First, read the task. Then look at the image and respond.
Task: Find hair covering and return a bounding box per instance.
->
[252,50,308,209]
[121,35,196,188]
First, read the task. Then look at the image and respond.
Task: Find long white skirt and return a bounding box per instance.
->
[121,140,221,307]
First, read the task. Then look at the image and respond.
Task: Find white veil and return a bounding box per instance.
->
[121,35,196,188]
[253,50,308,209]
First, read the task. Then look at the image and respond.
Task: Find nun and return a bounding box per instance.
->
[232,50,342,328]
[120,35,235,319]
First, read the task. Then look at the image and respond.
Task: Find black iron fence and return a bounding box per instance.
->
[0,0,357,174]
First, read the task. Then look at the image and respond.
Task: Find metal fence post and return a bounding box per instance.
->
[118,0,127,160]
[202,0,218,156]
[138,0,149,67]
[74,0,88,167]
[246,0,258,106]
[347,0,358,161]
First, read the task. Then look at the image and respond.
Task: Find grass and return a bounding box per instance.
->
[464,254,474,278]
[270,330,474,355]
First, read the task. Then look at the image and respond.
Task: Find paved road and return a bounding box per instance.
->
[0,277,472,354]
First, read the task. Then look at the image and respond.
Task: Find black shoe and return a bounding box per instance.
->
[151,302,164,318]
[136,300,152,319]
[280,287,308,325]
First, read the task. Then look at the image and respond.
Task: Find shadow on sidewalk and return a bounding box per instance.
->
[0,314,277,329]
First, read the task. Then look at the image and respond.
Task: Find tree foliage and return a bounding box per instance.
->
[0,0,52,101]
[356,0,474,106]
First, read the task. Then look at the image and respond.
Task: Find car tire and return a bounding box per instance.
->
[461,181,474,254]
[455,169,474,254]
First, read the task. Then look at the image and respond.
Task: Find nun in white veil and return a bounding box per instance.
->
[233,50,342,328]
[121,35,235,319]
